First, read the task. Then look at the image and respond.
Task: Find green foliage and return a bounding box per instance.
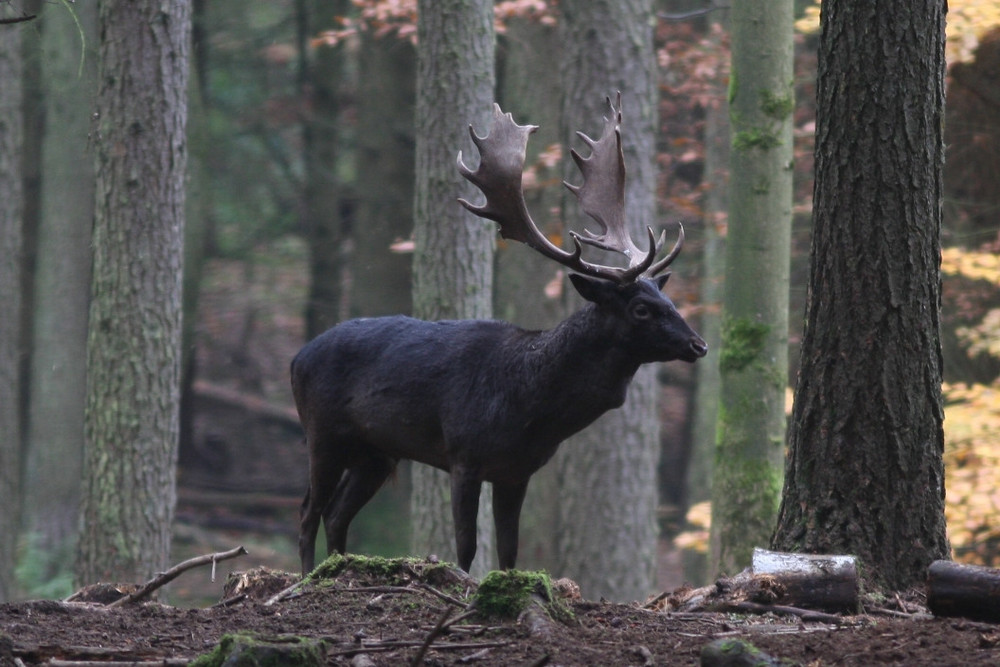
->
[15,533,75,600]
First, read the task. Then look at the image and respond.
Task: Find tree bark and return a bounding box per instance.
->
[771,0,950,590]
[23,1,98,578]
[76,0,190,586]
[410,0,496,577]
[0,19,25,603]
[709,0,793,578]
[554,0,661,602]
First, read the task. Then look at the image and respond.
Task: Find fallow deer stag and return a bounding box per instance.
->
[292,94,707,575]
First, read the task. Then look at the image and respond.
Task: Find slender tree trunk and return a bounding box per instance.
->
[0,20,25,603]
[23,1,97,578]
[76,0,190,586]
[351,31,414,318]
[300,0,349,339]
[771,0,949,590]
[686,19,729,585]
[709,0,793,578]
[410,0,496,577]
[555,0,661,602]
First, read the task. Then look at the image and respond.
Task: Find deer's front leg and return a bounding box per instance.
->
[493,480,529,570]
[450,466,482,572]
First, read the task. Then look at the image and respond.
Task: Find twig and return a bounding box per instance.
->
[330,640,508,657]
[418,582,470,607]
[726,600,844,624]
[642,591,669,609]
[658,2,728,21]
[107,545,248,607]
[410,608,480,667]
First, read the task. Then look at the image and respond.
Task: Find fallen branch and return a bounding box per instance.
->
[108,545,248,607]
[410,608,480,666]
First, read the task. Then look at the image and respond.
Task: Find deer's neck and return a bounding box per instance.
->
[516,304,639,408]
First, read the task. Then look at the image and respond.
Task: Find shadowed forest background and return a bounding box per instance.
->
[3,0,1000,606]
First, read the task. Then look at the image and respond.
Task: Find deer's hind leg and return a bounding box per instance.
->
[299,430,348,576]
[322,452,396,556]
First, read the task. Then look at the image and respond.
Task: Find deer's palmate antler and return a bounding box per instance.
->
[457,92,683,284]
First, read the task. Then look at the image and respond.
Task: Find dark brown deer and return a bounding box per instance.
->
[293,95,707,575]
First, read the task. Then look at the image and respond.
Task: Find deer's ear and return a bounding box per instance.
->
[655,272,671,291]
[569,273,614,304]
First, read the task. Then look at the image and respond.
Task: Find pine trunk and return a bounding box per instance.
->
[771,0,949,590]
[76,0,190,586]
[709,0,793,577]
[410,0,496,576]
[555,0,661,602]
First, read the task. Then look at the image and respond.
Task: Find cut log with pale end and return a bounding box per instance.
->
[749,548,859,612]
[927,559,1000,622]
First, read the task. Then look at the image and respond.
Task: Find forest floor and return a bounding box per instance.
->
[3,555,999,666]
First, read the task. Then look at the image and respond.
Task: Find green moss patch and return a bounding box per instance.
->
[190,633,326,667]
[473,570,573,623]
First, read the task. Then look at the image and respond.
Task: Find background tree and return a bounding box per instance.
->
[301,0,350,338]
[75,0,190,585]
[351,27,415,319]
[771,0,950,589]
[554,0,661,602]
[493,12,565,573]
[0,16,25,603]
[409,0,497,576]
[22,1,97,589]
[709,0,793,576]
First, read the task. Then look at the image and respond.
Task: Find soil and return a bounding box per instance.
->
[3,558,999,666]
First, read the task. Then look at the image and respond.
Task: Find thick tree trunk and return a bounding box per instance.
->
[23,1,97,577]
[410,0,496,577]
[0,21,25,603]
[771,0,949,590]
[76,0,189,586]
[709,0,793,577]
[555,0,661,602]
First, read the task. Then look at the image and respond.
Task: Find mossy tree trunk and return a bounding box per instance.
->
[554,0,661,602]
[409,0,497,577]
[0,21,24,603]
[709,0,793,577]
[76,0,190,586]
[771,0,949,590]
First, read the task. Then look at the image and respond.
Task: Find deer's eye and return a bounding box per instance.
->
[631,303,651,320]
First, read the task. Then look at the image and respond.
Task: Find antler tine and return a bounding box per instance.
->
[647,222,685,277]
[456,105,588,275]
[564,92,655,269]
[458,99,684,284]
